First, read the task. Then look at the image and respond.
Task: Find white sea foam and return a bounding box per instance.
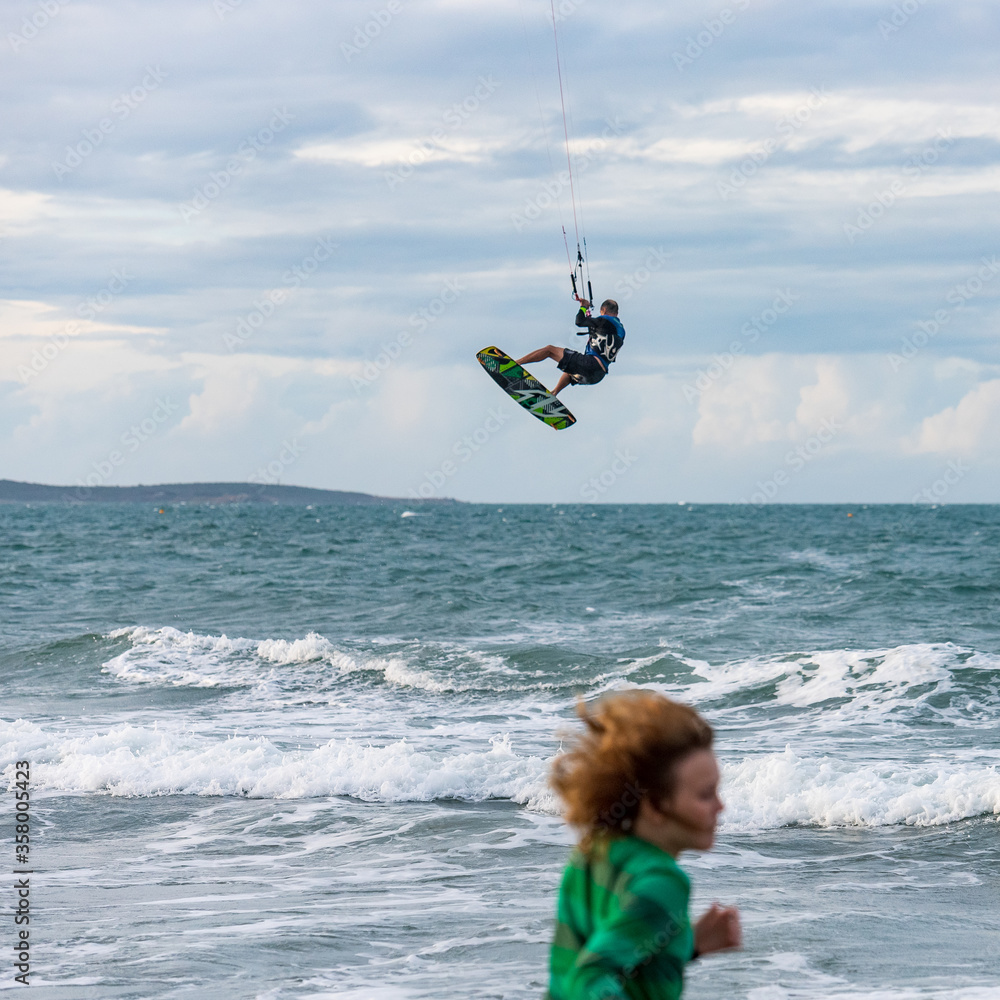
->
[739,950,1000,1000]
[31,630,1000,828]
[661,642,1000,727]
[747,985,1000,1000]
[0,718,553,808]
[256,632,351,668]
[104,626,462,694]
[785,547,856,573]
[102,625,540,699]
[105,625,259,687]
[721,746,1000,829]
[381,659,455,693]
[3,715,998,828]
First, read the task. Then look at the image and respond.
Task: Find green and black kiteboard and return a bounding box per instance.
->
[476,346,576,430]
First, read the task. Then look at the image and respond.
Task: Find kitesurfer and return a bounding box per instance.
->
[516,298,625,396]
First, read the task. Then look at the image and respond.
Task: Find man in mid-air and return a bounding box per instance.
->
[516,298,625,396]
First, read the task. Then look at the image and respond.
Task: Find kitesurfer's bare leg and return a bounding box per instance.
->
[515,345,564,366]
[551,373,573,396]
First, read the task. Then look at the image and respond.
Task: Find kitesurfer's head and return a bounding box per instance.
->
[600,299,619,316]
[550,689,717,853]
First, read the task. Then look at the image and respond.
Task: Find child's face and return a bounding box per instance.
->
[661,749,724,852]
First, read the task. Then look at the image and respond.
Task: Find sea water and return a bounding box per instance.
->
[1,503,998,999]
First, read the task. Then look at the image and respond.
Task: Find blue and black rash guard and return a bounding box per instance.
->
[575,308,625,371]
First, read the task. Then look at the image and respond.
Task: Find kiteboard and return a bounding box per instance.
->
[476,346,576,430]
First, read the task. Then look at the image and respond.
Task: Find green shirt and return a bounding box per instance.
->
[547,835,694,1000]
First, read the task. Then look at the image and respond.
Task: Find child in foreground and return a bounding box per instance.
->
[546,690,741,1000]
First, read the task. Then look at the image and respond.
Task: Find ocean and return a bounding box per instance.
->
[2,502,999,999]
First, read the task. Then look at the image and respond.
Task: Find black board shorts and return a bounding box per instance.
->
[558,349,606,385]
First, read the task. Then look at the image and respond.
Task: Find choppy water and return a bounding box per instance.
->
[2,503,999,999]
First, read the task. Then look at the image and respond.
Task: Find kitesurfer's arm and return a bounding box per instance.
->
[575,300,595,335]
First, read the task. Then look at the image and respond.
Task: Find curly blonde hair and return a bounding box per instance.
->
[550,689,713,847]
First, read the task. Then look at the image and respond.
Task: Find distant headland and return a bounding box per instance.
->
[0,479,458,506]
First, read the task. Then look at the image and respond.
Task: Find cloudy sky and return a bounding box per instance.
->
[2,0,999,502]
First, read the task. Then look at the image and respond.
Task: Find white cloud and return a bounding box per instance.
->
[912,379,1000,456]
[295,135,509,167]
[795,358,851,432]
[0,189,52,230]
[0,299,160,343]
[692,355,807,448]
[174,353,358,437]
[689,353,966,462]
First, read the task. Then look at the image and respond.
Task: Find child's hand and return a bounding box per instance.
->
[694,903,742,955]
